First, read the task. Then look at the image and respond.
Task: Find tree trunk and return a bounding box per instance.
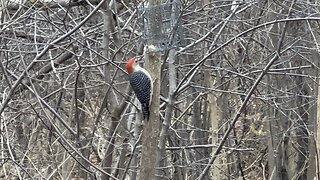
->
[140,45,161,179]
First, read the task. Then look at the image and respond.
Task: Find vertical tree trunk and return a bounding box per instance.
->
[129,100,143,180]
[310,17,320,179]
[100,1,122,179]
[157,49,177,178]
[267,8,286,178]
[139,0,162,178]
[206,72,224,179]
[74,74,90,179]
[140,31,162,180]
[140,50,161,179]
[316,77,320,179]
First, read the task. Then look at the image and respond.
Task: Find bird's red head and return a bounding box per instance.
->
[126,56,140,74]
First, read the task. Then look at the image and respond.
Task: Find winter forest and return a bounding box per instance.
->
[1,0,320,179]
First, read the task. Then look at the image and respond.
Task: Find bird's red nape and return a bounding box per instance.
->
[126,57,139,74]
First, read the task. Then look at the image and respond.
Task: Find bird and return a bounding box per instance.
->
[126,56,152,120]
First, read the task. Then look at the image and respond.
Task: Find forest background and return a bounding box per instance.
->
[1,0,320,179]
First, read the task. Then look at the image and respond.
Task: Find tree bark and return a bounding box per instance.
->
[156,50,176,178]
[140,50,161,179]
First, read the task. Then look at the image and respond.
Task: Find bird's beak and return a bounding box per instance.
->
[136,55,144,63]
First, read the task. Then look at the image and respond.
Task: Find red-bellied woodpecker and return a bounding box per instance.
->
[126,56,152,120]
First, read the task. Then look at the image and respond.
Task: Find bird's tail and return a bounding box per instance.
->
[141,103,150,121]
